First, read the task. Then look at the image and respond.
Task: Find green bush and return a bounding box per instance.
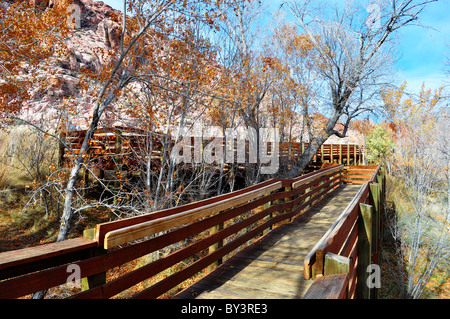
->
[365,126,395,164]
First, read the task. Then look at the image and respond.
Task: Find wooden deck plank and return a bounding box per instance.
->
[303,274,349,299]
[173,184,362,299]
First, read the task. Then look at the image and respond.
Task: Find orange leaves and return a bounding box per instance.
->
[204,10,216,26]
[0,0,72,120]
[272,23,315,61]
[1,1,71,59]
[277,24,313,57]
[351,118,375,136]
[260,56,278,73]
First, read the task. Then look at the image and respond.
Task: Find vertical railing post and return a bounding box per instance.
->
[313,249,324,279]
[313,144,317,162]
[369,183,380,262]
[357,203,373,299]
[370,180,382,299]
[359,146,362,165]
[324,252,350,275]
[114,129,123,189]
[330,144,334,164]
[347,144,350,165]
[81,228,107,294]
[283,186,293,223]
[377,167,386,270]
[263,194,274,234]
[323,252,351,298]
[208,222,224,272]
[321,145,324,162]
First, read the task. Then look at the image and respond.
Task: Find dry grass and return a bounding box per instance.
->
[0,125,110,251]
[0,125,58,188]
[380,175,450,299]
[0,188,57,251]
[0,125,63,251]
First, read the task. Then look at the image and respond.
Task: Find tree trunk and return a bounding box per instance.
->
[153,103,175,210]
[286,134,327,178]
[56,102,107,241]
[285,109,343,178]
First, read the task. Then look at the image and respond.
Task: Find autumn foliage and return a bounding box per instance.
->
[0,0,72,121]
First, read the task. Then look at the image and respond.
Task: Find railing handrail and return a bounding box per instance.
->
[303,182,367,279]
[293,165,343,189]
[303,165,381,280]
[94,178,281,246]
[0,237,96,272]
[103,181,283,249]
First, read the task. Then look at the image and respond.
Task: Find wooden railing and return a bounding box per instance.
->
[279,142,363,165]
[59,126,363,169]
[59,126,166,169]
[342,165,379,184]
[303,164,385,299]
[0,165,349,299]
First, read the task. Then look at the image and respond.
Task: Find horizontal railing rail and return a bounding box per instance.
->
[342,165,379,184]
[0,238,97,281]
[0,165,348,299]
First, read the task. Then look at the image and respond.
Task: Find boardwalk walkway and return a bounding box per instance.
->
[174,184,361,299]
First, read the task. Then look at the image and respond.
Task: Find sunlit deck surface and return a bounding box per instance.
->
[174,184,361,299]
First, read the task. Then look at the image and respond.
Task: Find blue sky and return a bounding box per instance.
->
[393,0,450,94]
[102,0,449,94]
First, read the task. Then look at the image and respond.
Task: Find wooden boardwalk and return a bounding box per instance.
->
[1,165,383,299]
[174,184,362,299]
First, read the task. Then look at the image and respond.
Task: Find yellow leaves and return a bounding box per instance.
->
[381,82,443,137]
[381,81,407,117]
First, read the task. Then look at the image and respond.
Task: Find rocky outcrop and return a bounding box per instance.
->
[80,0,119,30]
[46,74,77,98]
[19,0,122,129]
[96,18,121,49]
[31,0,120,32]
